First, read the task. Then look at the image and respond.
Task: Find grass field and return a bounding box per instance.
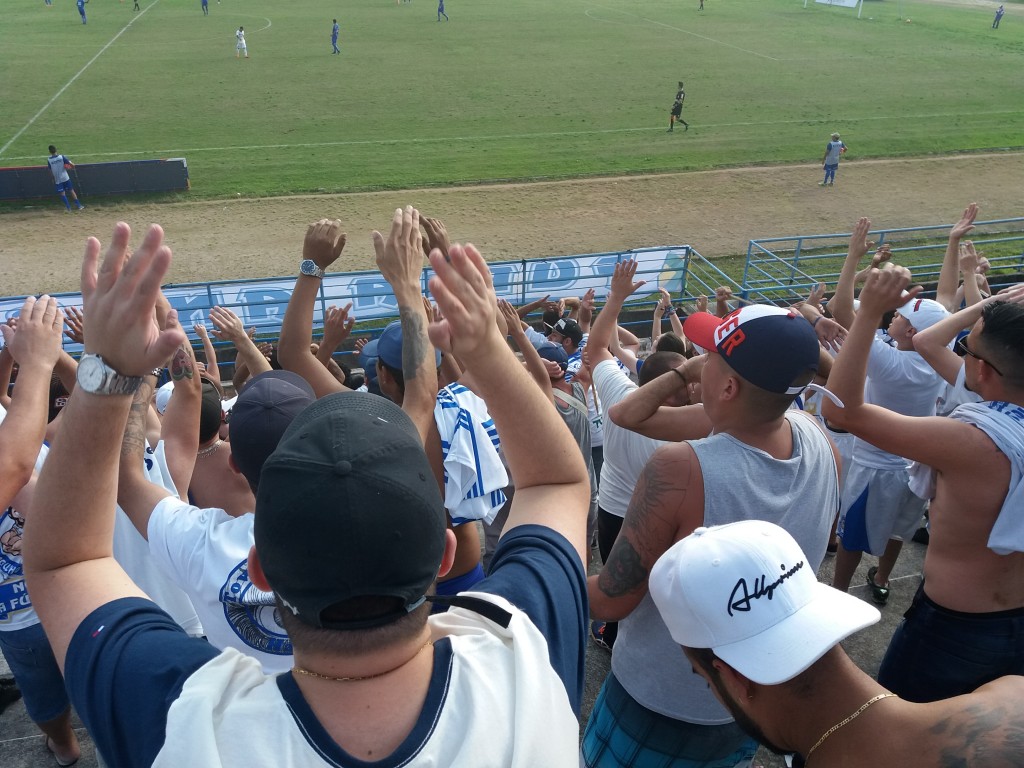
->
[2,0,1022,201]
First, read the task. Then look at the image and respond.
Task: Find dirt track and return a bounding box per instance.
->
[2,152,1022,298]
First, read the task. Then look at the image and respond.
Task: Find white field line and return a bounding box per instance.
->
[0,0,163,159]
[581,2,780,61]
[2,109,1021,163]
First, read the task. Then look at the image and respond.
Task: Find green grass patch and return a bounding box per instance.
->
[2,0,1022,201]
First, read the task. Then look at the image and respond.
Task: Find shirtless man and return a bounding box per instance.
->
[823,266,1024,702]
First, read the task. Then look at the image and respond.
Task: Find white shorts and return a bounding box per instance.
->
[838,460,926,555]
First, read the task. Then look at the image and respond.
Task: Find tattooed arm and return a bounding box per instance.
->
[588,443,705,621]
[373,206,438,443]
[159,342,202,499]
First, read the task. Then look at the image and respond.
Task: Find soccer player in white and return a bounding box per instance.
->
[236,27,248,58]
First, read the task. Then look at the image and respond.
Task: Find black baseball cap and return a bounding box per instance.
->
[550,318,584,346]
[254,391,447,630]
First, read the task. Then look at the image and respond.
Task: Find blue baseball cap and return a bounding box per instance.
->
[376,320,442,371]
[537,344,569,371]
[359,338,379,387]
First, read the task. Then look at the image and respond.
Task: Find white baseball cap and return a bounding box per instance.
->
[649,520,879,685]
[154,381,175,414]
[897,296,949,333]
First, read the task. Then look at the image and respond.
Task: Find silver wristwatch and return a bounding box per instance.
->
[76,353,144,396]
[299,259,325,279]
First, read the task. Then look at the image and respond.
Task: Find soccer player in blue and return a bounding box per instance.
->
[77,0,87,24]
[331,19,340,53]
[438,0,449,21]
[46,145,85,212]
[202,0,209,16]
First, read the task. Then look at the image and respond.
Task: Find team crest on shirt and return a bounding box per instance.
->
[220,560,292,655]
[0,507,31,623]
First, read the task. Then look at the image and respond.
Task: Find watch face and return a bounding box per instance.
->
[78,356,106,392]
[300,259,321,276]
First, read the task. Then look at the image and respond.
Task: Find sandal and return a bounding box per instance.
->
[867,566,890,606]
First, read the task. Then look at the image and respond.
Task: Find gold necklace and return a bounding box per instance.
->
[196,440,222,458]
[292,640,433,683]
[804,692,896,764]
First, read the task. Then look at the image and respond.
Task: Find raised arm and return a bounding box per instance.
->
[315,303,355,373]
[26,223,186,670]
[590,260,646,367]
[936,203,978,312]
[499,298,552,401]
[826,217,872,330]
[209,305,271,383]
[374,206,437,442]
[958,241,985,309]
[277,220,348,398]
[0,296,64,509]
[822,266,971,473]
[427,244,590,564]
[158,340,202,500]
[913,287,1024,386]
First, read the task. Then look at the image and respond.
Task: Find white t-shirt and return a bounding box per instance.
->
[147,497,292,673]
[593,359,665,516]
[853,333,945,470]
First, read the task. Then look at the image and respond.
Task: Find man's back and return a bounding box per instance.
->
[612,413,838,722]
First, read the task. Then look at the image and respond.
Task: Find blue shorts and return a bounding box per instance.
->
[581,672,757,768]
[878,584,1024,703]
[55,180,74,194]
[0,621,71,723]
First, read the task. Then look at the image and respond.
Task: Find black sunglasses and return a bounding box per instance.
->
[955,336,1003,377]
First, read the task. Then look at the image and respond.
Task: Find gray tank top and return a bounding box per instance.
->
[612,413,839,724]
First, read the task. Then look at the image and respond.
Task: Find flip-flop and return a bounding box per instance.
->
[44,736,79,767]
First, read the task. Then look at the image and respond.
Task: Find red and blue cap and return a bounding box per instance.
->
[683,305,819,395]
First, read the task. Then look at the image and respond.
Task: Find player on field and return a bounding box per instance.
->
[438,0,449,21]
[236,27,248,58]
[46,146,85,212]
[332,19,340,53]
[77,0,87,24]
[668,81,688,133]
[819,132,847,186]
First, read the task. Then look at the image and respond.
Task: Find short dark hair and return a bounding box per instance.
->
[638,351,686,386]
[654,333,687,356]
[980,300,1024,387]
[198,382,223,442]
[377,358,405,395]
[48,145,57,154]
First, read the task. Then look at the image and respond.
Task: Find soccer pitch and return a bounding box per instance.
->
[2,0,1022,201]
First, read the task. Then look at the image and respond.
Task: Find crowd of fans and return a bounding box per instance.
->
[0,202,1021,767]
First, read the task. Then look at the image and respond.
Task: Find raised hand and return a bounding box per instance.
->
[80,223,185,376]
[859,266,919,317]
[353,337,369,354]
[303,219,347,271]
[0,296,64,371]
[427,243,500,361]
[609,259,646,300]
[63,305,85,344]
[695,295,708,314]
[657,287,673,312]
[807,283,826,311]
[209,305,247,342]
[421,215,451,258]
[714,285,733,301]
[581,288,596,314]
[322,303,355,348]
[848,217,874,262]
[950,203,978,241]
[498,298,522,336]
[372,205,424,293]
[813,316,847,353]
[958,241,980,275]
